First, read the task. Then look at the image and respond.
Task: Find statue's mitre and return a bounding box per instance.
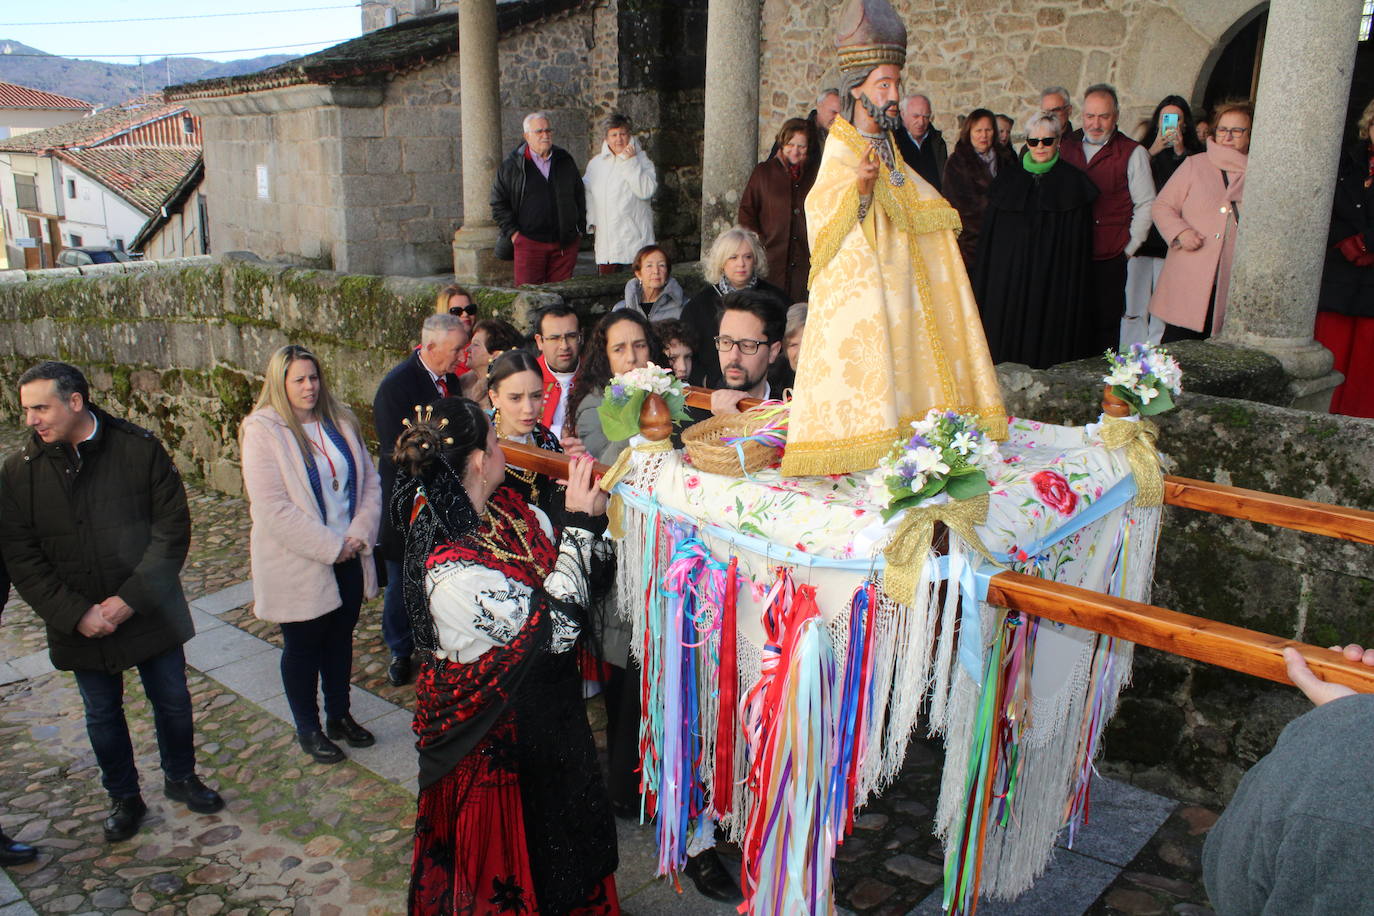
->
[835,0,907,74]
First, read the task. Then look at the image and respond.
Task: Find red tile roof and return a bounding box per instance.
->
[0,97,184,153]
[53,147,202,215]
[0,80,93,111]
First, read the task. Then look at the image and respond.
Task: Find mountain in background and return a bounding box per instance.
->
[0,40,297,108]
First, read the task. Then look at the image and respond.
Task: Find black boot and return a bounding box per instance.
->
[682,847,743,904]
[164,775,225,814]
[387,654,413,687]
[298,730,345,764]
[0,830,37,866]
[324,715,376,748]
[102,795,147,843]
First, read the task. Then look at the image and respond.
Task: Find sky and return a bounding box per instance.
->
[0,0,365,63]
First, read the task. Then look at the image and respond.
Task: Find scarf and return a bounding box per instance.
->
[1022,149,1059,175]
[717,274,759,297]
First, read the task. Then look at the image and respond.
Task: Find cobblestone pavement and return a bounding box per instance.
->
[0,423,1220,915]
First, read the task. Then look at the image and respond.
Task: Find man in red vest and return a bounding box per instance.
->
[1060,83,1156,353]
[534,304,582,434]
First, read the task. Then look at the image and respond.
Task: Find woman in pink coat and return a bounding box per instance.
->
[240,345,382,764]
[1148,101,1252,341]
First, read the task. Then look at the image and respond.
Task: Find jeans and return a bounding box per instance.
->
[72,645,197,799]
[381,559,413,658]
[279,557,363,734]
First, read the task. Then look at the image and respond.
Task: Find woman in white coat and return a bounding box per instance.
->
[583,112,657,273]
[240,345,382,764]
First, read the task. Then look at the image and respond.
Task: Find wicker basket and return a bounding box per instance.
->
[681,406,786,477]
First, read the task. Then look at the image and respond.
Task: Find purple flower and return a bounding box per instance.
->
[610,382,627,400]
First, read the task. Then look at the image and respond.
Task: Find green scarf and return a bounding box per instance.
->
[1022,149,1058,175]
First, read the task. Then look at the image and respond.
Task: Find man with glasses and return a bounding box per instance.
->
[708,291,785,415]
[895,93,947,192]
[533,305,582,433]
[372,313,468,686]
[491,111,587,286]
[1039,86,1075,134]
[1060,83,1156,352]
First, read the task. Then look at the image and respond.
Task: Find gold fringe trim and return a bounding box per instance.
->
[837,45,905,72]
[1098,416,1163,507]
[807,184,861,288]
[882,493,998,606]
[778,404,1007,477]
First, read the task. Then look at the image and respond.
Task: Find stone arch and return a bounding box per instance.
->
[1114,0,1268,126]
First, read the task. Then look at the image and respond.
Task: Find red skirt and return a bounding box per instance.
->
[1315,311,1374,418]
[409,720,619,916]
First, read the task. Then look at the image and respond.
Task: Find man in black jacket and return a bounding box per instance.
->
[0,361,222,843]
[372,313,468,686]
[490,111,586,286]
[894,93,947,192]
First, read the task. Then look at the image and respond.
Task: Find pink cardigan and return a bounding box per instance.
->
[1147,140,1247,333]
[241,407,382,622]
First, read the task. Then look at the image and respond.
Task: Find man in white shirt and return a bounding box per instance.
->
[534,305,582,434]
[1059,83,1156,354]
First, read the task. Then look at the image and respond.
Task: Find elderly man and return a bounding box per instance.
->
[780,0,1005,477]
[1040,85,1075,134]
[372,313,468,686]
[894,93,947,191]
[0,361,223,843]
[1060,83,1155,353]
[491,111,586,286]
[815,88,841,137]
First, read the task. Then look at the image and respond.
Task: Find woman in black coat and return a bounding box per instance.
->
[1316,98,1374,418]
[942,108,1016,272]
[974,113,1100,369]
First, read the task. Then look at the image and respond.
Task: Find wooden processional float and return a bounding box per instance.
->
[499,384,1374,914]
[503,386,1374,694]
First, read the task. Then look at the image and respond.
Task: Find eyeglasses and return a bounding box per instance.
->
[714,335,768,355]
[1214,127,1249,137]
[1025,136,1057,147]
[448,304,478,316]
[541,332,581,344]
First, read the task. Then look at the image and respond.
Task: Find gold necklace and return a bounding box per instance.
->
[474,501,540,567]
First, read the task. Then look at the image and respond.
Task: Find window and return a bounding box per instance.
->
[66,179,76,199]
[14,174,37,211]
[69,233,83,247]
[1364,0,1373,41]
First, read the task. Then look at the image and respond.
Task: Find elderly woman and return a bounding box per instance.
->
[943,107,1016,271]
[240,345,382,763]
[1123,95,1205,348]
[737,118,816,302]
[974,114,1100,368]
[1316,97,1374,418]
[1148,101,1252,341]
[680,226,788,386]
[394,398,618,915]
[583,112,657,274]
[613,244,686,321]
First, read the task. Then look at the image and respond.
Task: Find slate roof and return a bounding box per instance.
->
[166,0,586,100]
[0,80,93,111]
[0,97,185,153]
[54,147,203,215]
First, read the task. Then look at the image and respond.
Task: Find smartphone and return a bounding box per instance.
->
[1161,112,1179,132]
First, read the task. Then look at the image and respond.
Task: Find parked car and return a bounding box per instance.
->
[56,246,133,267]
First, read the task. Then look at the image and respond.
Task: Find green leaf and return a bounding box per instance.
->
[1136,387,1175,415]
[597,390,646,441]
[946,471,991,501]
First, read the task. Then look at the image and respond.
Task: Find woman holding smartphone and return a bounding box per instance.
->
[1123,95,1204,348]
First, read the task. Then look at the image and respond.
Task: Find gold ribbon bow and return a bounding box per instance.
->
[881,493,998,606]
[600,438,674,538]
[1098,416,1163,507]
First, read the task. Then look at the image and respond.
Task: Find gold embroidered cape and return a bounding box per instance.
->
[779,117,1007,477]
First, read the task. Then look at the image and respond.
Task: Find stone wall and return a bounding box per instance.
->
[998,355,1374,805]
[757,0,1265,151]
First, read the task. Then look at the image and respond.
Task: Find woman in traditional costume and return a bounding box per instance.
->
[487,349,580,522]
[974,113,1099,368]
[397,397,618,916]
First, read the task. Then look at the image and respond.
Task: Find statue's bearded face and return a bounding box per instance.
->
[851,64,902,132]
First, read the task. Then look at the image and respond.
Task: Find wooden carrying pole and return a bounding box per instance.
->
[501,386,1374,693]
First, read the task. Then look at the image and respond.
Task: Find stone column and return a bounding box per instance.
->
[452,0,511,283]
[699,0,760,251]
[1218,0,1362,409]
